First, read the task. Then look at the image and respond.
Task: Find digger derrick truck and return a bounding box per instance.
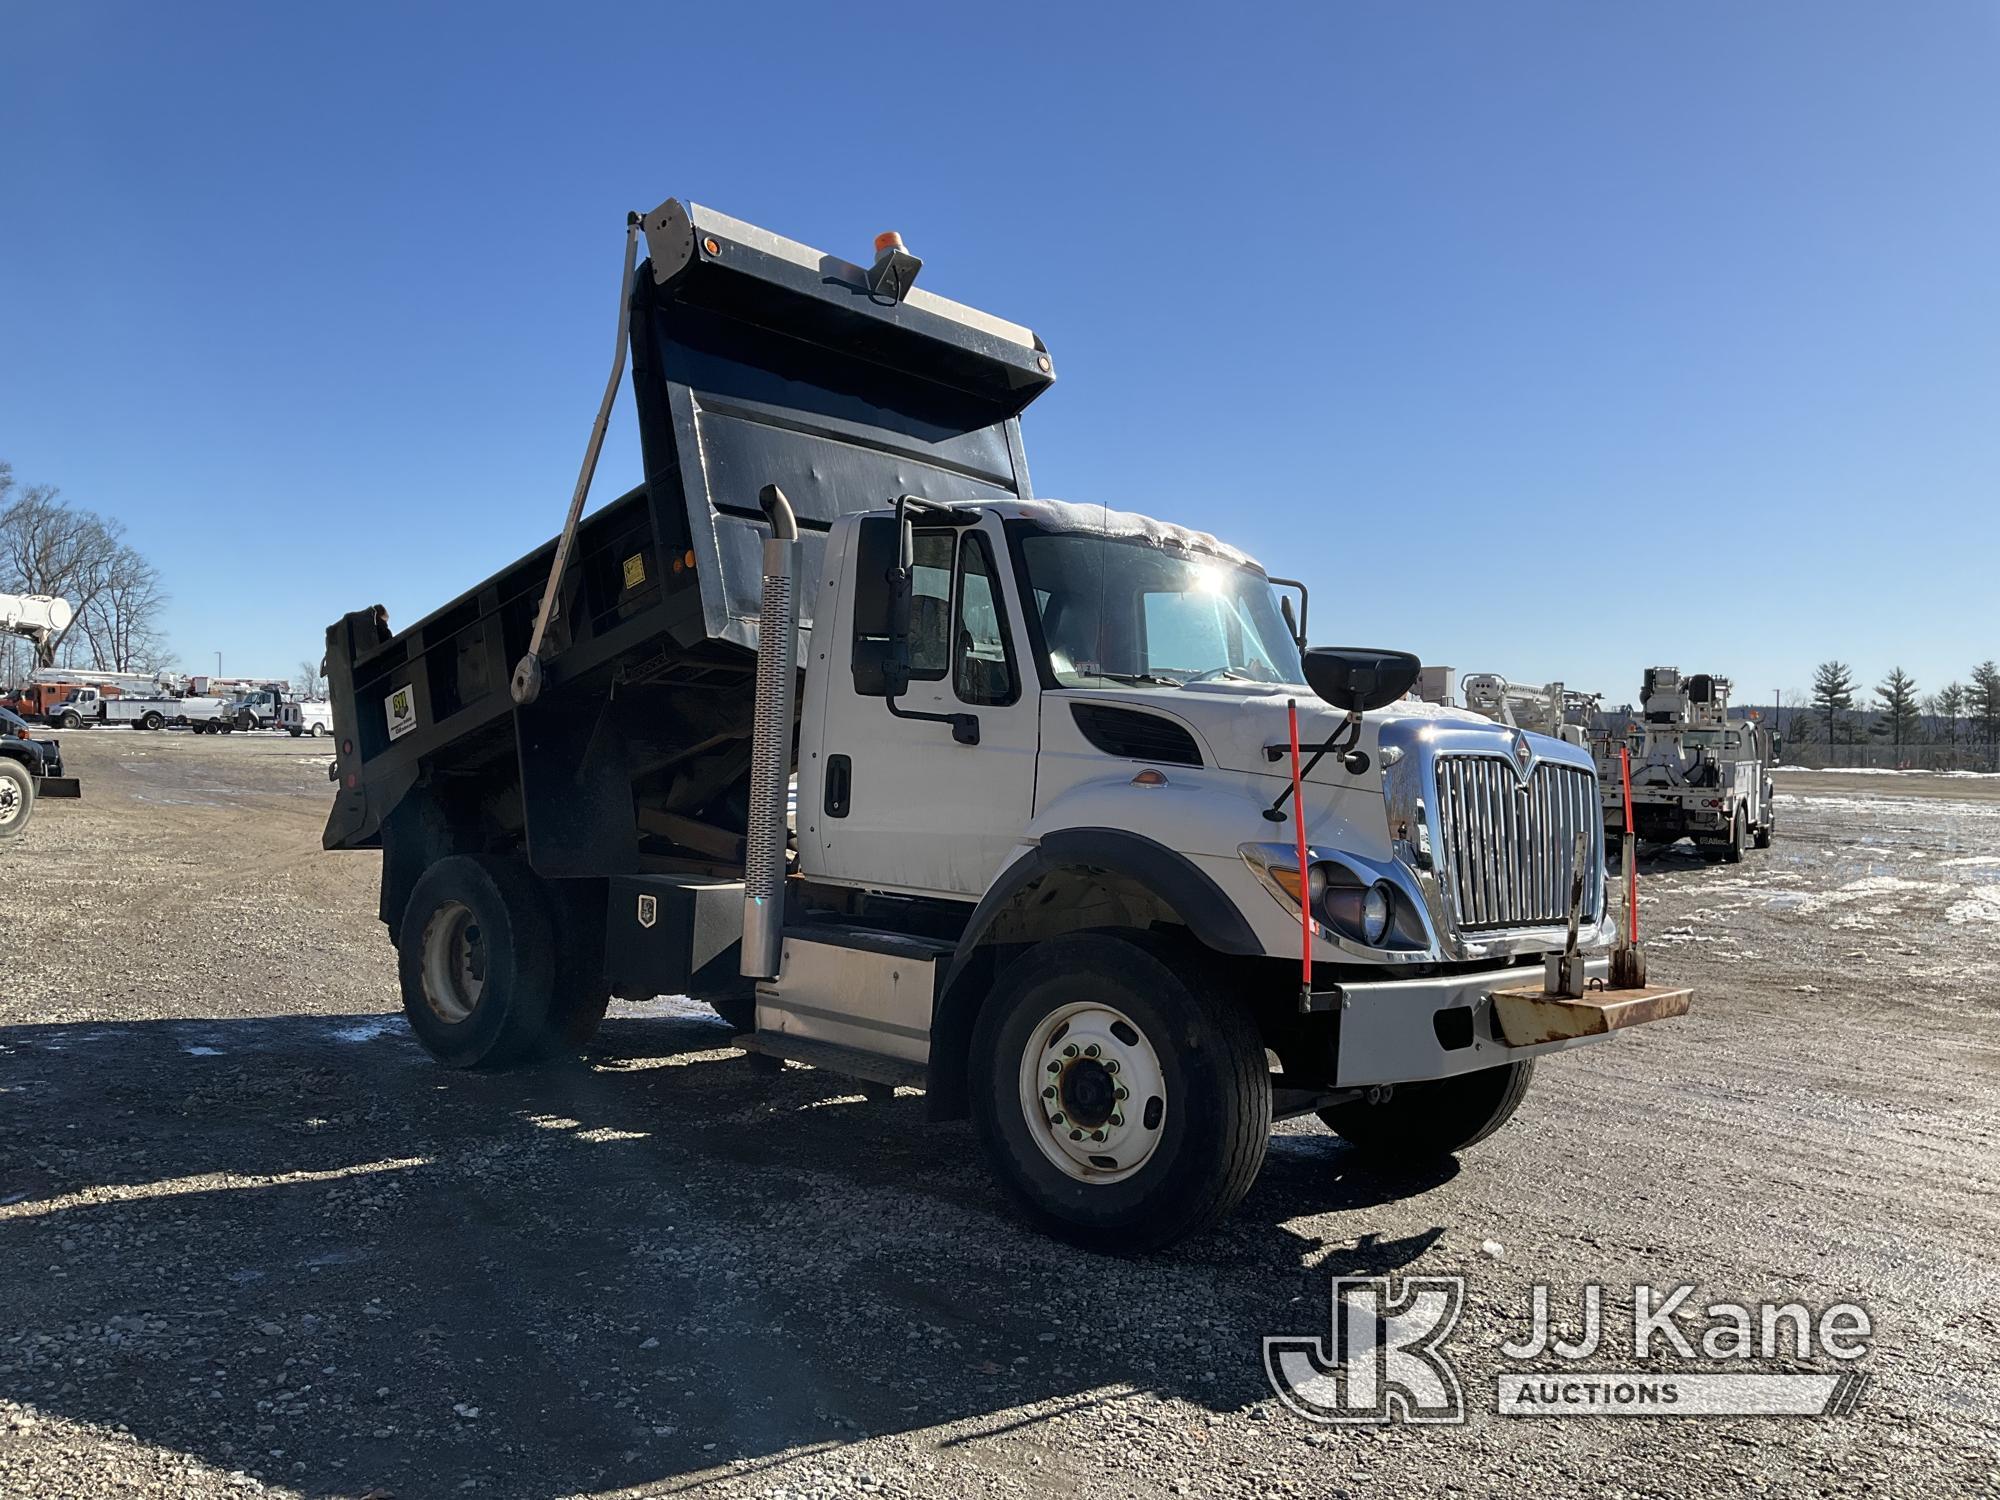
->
[321,200,1690,1251]
[1596,667,1776,862]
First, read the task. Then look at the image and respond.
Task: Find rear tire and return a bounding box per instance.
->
[310,723,328,738]
[0,759,34,838]
[1752,812,1773,850]
[397,855,556,1070]
[1318,1059,1535,1165]
[1722,808,1746,864]
[143,712,165,731]
[970,933,1269,1254]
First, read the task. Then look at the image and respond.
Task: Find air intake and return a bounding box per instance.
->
[1070,704,1202,767]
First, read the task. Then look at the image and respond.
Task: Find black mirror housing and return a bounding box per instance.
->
[1302,647,1423,714]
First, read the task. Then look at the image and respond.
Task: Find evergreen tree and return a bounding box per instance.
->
[1873,668,1920,757]
[1812,661,1856,754]
[1971,662,2000,767]
[1936,682,1966,751]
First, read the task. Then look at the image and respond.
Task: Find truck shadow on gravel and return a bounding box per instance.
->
[0,1008,1450,1497]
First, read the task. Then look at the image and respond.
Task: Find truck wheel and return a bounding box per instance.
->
[289,727,303,737]
[143,712,165,731]
[969,933,1269,1254]
[1752,812,1773,850]
[0,760,34,838]
[310,724,328,738]
[397,855,555,1070]
[1722,809,1746,864]
[1319,1059,1535,1165]
[61,711,81,730]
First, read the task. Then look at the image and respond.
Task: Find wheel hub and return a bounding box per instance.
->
[420,901,487,1024]
[1018,1002,1168,1184]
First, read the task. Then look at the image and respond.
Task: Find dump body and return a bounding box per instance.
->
[324,202,1054,887]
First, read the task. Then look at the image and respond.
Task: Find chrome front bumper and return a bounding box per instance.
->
[1307,956,1630,1088]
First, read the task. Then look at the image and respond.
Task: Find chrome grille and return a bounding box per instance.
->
[1432,755,1601,932]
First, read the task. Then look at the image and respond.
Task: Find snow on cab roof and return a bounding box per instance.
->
[972,499,1258,571]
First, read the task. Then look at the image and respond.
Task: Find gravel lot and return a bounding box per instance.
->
[3,733,1997,1498]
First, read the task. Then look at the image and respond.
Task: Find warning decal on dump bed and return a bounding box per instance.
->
[385,686,416,742]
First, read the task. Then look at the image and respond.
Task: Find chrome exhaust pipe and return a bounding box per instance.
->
[741,483,799,981]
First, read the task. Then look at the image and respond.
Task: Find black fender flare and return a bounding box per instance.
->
[924,827,1263,1118]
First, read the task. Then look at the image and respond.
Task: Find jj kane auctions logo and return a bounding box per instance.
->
[1265,1277,1872,1423]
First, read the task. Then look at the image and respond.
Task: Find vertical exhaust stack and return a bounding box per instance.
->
[741,484,799,981]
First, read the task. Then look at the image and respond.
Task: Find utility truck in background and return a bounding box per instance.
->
[1595,667,1776,862]
[321,200,1691,1251]
[1419,668,1600,749]
[279,699,334,737]
[47,679,232,732]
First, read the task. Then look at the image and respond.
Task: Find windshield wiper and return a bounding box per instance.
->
[1087,671,1185,687]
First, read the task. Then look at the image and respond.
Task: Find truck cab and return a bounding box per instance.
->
[321,198,1689,1251]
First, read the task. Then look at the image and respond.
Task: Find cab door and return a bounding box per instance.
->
[804,518,1039,899]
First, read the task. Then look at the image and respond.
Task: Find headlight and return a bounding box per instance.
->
[1361,883,1392,945]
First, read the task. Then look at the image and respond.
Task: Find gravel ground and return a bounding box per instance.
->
[2,733,1997,1498]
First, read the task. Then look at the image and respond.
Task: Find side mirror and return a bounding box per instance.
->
[1302,647,1423,714]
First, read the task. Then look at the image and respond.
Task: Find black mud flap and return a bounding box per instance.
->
[34,777,81,799]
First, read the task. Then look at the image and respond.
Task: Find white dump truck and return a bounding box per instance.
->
[1596,668,1776,861]
[320,200,1692,1251]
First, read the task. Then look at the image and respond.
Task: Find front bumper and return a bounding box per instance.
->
[1307,957,1686,1088]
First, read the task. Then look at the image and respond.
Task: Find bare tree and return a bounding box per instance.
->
[0,460,171,674]
[295,658,329,699]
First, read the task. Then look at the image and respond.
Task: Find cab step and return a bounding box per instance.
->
[732,1032,927,1093]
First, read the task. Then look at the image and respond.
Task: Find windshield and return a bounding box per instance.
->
[1014,526,1304,690]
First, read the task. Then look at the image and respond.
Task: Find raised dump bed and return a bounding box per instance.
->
[323,201,1055,915]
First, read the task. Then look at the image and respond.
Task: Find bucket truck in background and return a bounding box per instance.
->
[1594,668,1777,862]
[1416,667,1600,748]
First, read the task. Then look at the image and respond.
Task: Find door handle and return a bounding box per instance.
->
[824,754,852,818]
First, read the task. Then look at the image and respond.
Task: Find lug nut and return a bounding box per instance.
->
[1069,1129,1083,1141]
[1084,1044,1100,1058]
[1051,1113,1065,1126]
[1048,1062,1061,1075]
[1091,1130,1106,1142]
[1109,1114,1123,1127]
[1105,1060,1120,1074]
[1063,1044,1079,1058]
[1043,1086,1056,1099]
[1115,1086,1128,1100]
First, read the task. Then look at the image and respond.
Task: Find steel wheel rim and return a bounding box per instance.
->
[420,900,486,1024]
[1018,1001,1168,1184]
[0,779,20,827]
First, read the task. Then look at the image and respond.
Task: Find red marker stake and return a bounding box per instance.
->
[1288,699,1311,996]
[1621,744,1638,944]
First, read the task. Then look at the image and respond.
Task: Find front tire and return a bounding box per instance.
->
[0,760,34,838]
[397,855,556,1070]
[970,933,1269,1254]
[1318,1059,1535,1165]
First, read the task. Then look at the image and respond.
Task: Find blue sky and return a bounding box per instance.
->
[2,2,1995,705]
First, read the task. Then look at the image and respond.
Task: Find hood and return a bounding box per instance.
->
[1094,683,1502,781]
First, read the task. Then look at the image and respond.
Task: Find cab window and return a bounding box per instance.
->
[954,534,1017,706]
[905,530,953,680]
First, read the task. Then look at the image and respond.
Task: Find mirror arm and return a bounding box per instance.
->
[1261,710,1363,822]
[880,493,980,745]
[1269,576,1309,650]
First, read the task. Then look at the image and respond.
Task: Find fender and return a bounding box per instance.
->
[924,826,1264,1118]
